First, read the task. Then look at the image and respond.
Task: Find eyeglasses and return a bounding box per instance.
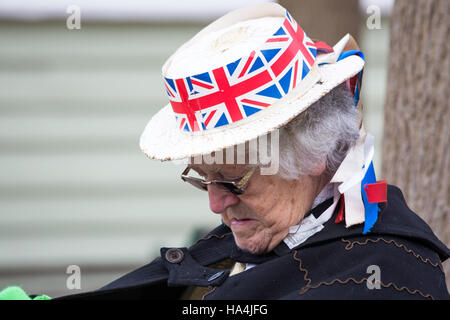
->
[181,166,257,195]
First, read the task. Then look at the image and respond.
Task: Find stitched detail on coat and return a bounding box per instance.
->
[341,237,444,272]
[192,232,233,246]
[201,286,217,300]
[292,250,312,295]
[298,277,435,300]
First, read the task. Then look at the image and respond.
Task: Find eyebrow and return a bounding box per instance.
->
[188,166,246,179]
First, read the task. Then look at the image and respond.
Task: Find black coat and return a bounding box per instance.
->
[58,185,449,300]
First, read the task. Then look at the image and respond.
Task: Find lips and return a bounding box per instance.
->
[231,218,254,226]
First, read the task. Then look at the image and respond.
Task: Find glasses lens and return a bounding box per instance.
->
[183,177,207,191]
[181,167,249,195]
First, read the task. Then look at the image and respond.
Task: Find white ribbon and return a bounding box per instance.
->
[316,33,350,65]
[331,126,375,227]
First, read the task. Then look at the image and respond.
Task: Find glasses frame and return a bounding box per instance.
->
[181,166,257,195]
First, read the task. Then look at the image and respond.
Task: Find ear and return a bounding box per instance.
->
[310,161,326,176]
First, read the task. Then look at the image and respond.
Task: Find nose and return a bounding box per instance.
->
[207,183,240,214]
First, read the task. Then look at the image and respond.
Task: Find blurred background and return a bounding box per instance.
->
[0,0,394,297]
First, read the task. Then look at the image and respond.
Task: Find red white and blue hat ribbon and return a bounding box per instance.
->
[315,35,385,233]
[338,50,364,107]
[331,126,387,233]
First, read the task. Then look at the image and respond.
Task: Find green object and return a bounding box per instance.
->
[0,286,51,300]
[32,294,52,300]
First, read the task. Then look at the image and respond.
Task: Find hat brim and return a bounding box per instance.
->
[139,55,364,161]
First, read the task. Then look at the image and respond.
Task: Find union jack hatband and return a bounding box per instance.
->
[164,10,317,133]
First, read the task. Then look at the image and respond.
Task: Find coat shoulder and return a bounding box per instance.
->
[284,233,449,300]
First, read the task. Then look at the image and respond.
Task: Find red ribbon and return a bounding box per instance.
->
[364,181,387,204]
[313,41,333,54]
[334,194,345,224]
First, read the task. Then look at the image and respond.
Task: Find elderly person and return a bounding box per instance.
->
[56,3,448,300]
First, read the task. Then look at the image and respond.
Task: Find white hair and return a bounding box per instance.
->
[277,83,360,180]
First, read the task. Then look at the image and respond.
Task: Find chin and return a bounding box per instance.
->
[234,234,268,254]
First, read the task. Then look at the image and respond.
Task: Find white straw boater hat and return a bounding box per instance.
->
[139,2,365,161]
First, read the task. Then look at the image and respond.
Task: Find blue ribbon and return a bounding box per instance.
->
[337,50,365,107]
[335,50,375,233]
[361,161,378,234]
[337,50,365,62]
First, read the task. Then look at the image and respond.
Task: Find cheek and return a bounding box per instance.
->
[245,192,296,233]
[248,192,281,222]
[243,183,275,214]
[229,176,295,234]
[240,198,282,232]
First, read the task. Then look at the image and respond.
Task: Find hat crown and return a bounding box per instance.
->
[165,16,284,79]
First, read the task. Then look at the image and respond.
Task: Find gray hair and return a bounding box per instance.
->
[277,83,360,180]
